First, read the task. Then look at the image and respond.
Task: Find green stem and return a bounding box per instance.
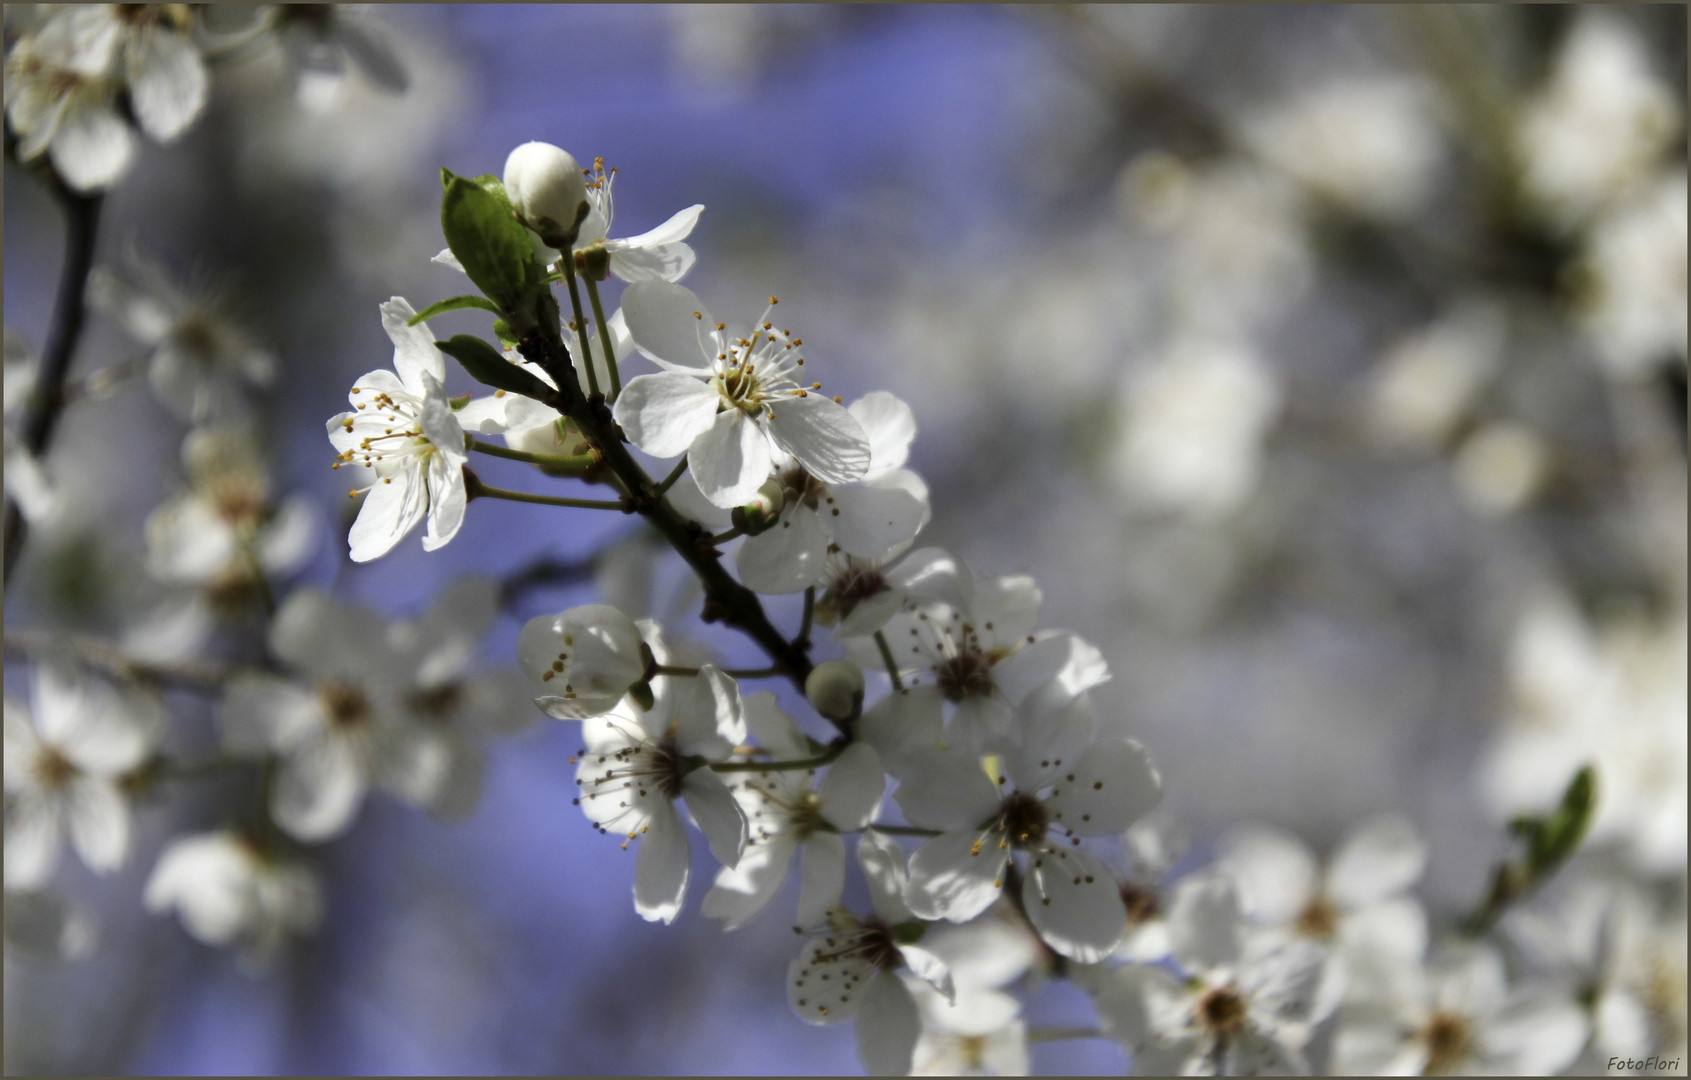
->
[710,741,846,774]
[469,478,624,511]
[709,525,745,545]
[583,273,622,402]
[558,247,600,398]
[467,435,597,472]
[862,823,941,838]
[874,629,904,691]
[655,457,690,498]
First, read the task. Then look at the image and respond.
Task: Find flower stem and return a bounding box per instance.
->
[1027,1027,1105,1044]
[874,629,904,691]
[796,586,815,650]
[468,478,625,511]
[654,458,690,497]
[582,274,622,402]
[557,247,600,399]
[710,741,846,774]
[861,824,941,837]
[3,181,102,593]
[653,663,786,679]
[3,630,239,691]
[467,435,597,472]
[708,525,745,545]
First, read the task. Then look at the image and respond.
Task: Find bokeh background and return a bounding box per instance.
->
[4,5,1685,1074]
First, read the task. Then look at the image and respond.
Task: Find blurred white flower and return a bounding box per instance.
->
[1518,10,1680,229]
[702,693,883,930]
[87,259,277,424]
[1107,335,1280,521]
[144,829,321,971]
[2,327,55,525]
[2,888,96,962]
[1453,420,1549,517]
[1367,303,1506,450]
[1578,169,1688,382]
[1245,76,1445,220]
[4,664,161,889]
[613,280,871,508]
[327,297,467,562]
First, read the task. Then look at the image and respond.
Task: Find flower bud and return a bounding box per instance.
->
[730,478,786,536]
[805,659,864,723]
[503,142,590,249]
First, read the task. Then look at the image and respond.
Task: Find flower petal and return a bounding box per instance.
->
[856,972,922,1076]
[1042,737,1161,836]
[702,833,797,931]
[125,27,207,142]
[271,733,366,843]
[818,743,885,831]
[64,776,128,873]
[1022,845,1126,963]
[347,465,425,563]
[848,391,917,478]
[621,280,715,372]
[682,767,747,869]
[796,832,846,928]
[735,504,830,594]
[892,747,1001,830]
[1217,822,1320,927]
[765,393,870,485]
[219,674,322,756]
[690,408,773,508]
[380,297,445,394]
[633,801,690,924]
[609,241,697,285]
[857,828,915,925]
[1326,814,1428,910]
[3,791,62,890]
[421,449,467,553]
[674,664,746,757]
[1168,871,1244,975]
[612,371,720,458]
[823,483,927,562]
[50,100,133,192]
[906,827,1009,923]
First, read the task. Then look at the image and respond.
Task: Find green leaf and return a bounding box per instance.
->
[439,169,540,313]
[407,295,503,326]
[1530,765,1597,875]
[434,335,554,400]
[492,319,519,348]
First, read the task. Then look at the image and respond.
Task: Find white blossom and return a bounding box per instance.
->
[2,326,55,524]
[503,141,590,247]
[702,692,884,930]
[327,297,468,563]
[571,665,748,924]
[517,603,650,720]
[1578,169,1688,382]
[787,830,957,1076]
[576,156,705,284]
[1367,303,1505,451]
[4,664,161,889]
[613,280,870,508]
[143,829,322,970]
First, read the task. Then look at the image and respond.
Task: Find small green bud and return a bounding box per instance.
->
[448,392,472,411]
[575,244,611,281]
[504,142,591,248]
[628,681,656,713]
[892,920,927,945]
[730,479,786,536]
[805,659,864,723]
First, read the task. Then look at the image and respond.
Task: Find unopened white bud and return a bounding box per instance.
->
[805,659,864,723]
[503,142,590,248]
[730,478,786,536]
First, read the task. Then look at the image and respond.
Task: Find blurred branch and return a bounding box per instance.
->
[3,164,103,593]
[499,550,603,605]
[3,630,243,692]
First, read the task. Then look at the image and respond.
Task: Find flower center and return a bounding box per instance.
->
[1198,986,1248,1037]
[828,556,888,615]
[713,366,763,414]
[935,647,994,703]
[209,476,268,533]
[33,746,77,789]
[1000,792,1049,849]
[1121,882,1160,926]
[1420,1011,1473,1075]
[320,682,374,730]
[408,682,462,721]
[1294,895,1340,941]
[780,466,828,510]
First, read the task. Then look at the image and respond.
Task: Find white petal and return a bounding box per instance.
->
[1481,996,1590,1075]
[432,247,465,272]
[380,297,446,394]
[674,664,746,757]
[1022,845,1126,963]
[49,101,133,192]
[907,828,1010,923]
[944,695,1015,755]
[4,792,62,890]
[85,267,174,343]
[742,691,812,760]
[1326,814,1428,910]
[1339,896,1427,962]
[788,932,874,1025]
[64,775,128,873]
[857,973,922,1076]
[682,767,747,869]
[219,674,321,756]
[612,371,720,458]
[1217,823,1320,927]
[1091,963,1189,1048]
[38,667,157,774]
[1042,737,1161,836]
[973,574,1042,642]
[1240,937,1331,1027]
[3,430,55,523]
[144,832,251,945]
[892,747,1001,830]
[823,483,927,562]
[736,504,830,594]
[624,204,704,248]
[689,408,773,508]
[420,451,467,553]
[608,241,697,285]
[1005,680,1098,791]
[1331,1022,1426,1076]
[765,394,871,485]
[855,686,944,774]
[1168,871,1244,975]
[633,801,690,924]
[819,743,885,831]
[1428,943,1506,1019]
[271,733,366,842]
[347,466,425,563]
[702,833,798,931]
[1228,1028,1311,1076]
[858,828,915,925]
[796,832,846,928]
[256,496,319,574]
[126,28,207,142]
[849,391,917,478]
[897,944,955,1002]
[888,547,974,612]
[621,280,715,371]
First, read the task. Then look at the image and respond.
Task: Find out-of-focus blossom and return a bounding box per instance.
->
[1517,10,1680,229]
[1452,420,1549,517]
[1578,169,1688,382]
[143,829,322,971]
[87,259,277,424]
[1367,303,1505,451]
[2,888,96,962]
[3,327,55,524]
[1106,335,1280,521]
[1244,76,1445,221]
[4,664,162,889]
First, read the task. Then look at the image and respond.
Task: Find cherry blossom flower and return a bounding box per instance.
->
[701,692,884,930]
[451,314,631,452]
[143,830,321,970]
[571,664,747,924]
[87,258,277,423]
[908,911,1042,1075]
[734,391,930,595]
[612,280,870,508]
[817,546,973,642]
[1091,872,1333,1075]
[517,603,650,720]
[219,589,446,842]
[897,683,1161,962]
[4,4,207,192]
[576,156,705,283]
[787,829,957,1076]
[4,664,161,889]
[327,297,468,563]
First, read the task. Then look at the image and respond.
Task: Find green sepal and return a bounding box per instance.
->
[433,335,553,400]
[1527,765,1596,876]
[492,319,519,348]
[439,168,541,315]
[408,295,503,326]
[892,921,927,945]
[628,681,657,713]
[448,392,472,411]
